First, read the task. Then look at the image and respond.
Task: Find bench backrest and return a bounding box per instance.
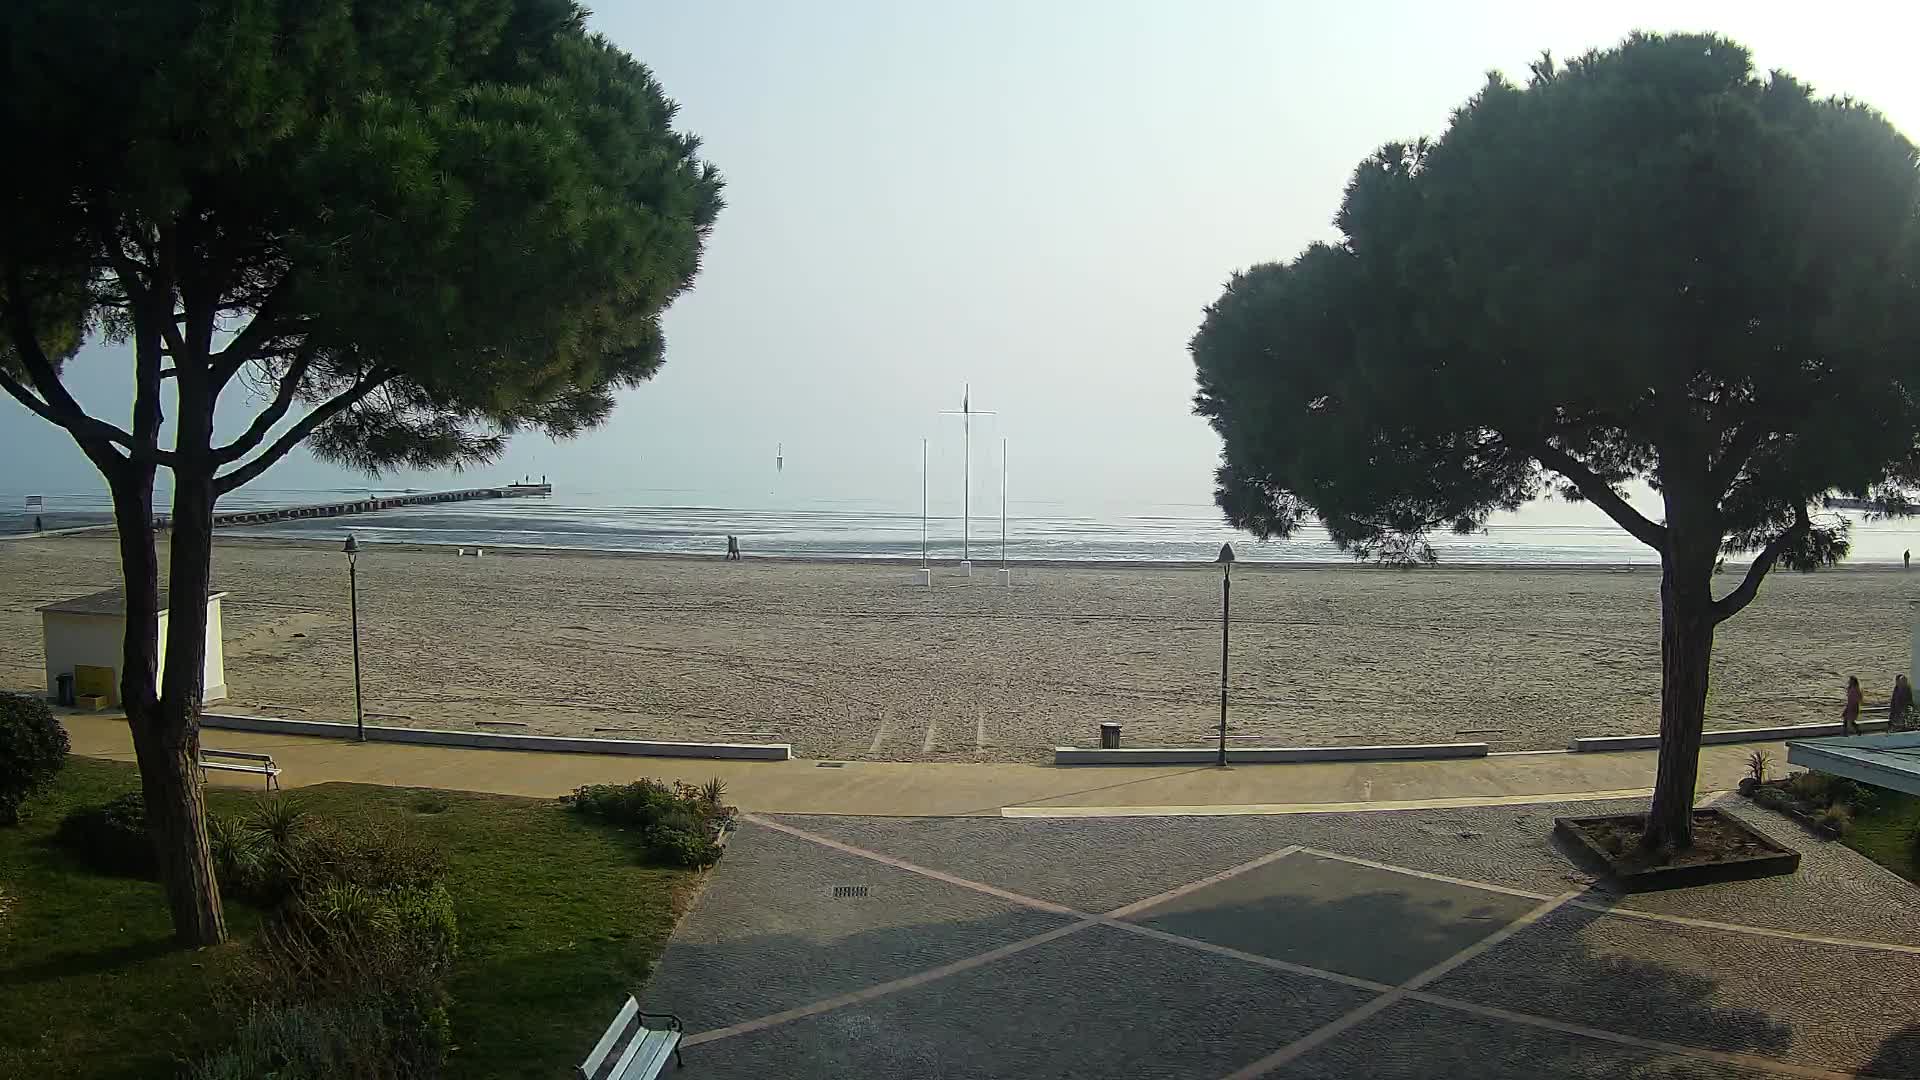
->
[578,996,641,1080]
[201,748,275,765]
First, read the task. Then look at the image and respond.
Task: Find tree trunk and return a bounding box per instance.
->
[149,464,227,945]
[107,463,226,944]
[1643,561,1717,851]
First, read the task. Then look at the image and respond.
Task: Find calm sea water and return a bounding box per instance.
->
[10,486,1920,566]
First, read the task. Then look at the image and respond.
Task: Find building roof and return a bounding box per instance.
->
[37,587,228,617]
[1786,731,1920,796]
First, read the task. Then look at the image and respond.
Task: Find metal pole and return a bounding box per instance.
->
[1000,437,1007,568]
[921,438,928,565]
[349,551,365,742]
[1218,560,1230,766]
[963,401,970,562]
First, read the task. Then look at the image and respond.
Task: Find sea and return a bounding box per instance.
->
[8,485,1920,566]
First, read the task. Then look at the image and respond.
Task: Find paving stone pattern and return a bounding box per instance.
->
[1273,1000,1794,1080]
[1434,905,1920,1074]
[648,807,1920,1079]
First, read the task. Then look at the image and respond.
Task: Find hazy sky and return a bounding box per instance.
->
[7,0,1919,519]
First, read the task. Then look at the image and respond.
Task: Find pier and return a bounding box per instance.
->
[154,482,552,530]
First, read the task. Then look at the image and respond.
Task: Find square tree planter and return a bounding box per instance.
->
[1555,809,1800,892]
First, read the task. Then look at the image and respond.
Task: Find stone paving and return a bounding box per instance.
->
[644,795,1920,1079]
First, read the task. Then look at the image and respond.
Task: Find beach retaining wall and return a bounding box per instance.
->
[201,712,791,760]
[1569,719,1891,752]
[1052,742,1489,766]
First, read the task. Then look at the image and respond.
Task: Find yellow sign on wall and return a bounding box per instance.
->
[73,664,117,706]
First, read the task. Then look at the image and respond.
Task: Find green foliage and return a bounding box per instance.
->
[701,777,729,807]
[187,1000,434,1080]
[1787,770,1835,806]
[207,797,460,1079]
[562,779,729,867]
[5,758,691,1079]
[1,0,723,478]
[0,694,68,824]
[1193,32,1918,570]
[1814,803,1855,838]
[1746,750,1771,786]
[1827,777,1885,817]
[54,791,153,876]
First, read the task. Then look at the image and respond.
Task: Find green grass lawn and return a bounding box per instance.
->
[1845,789,1920,885]
[0,757,697,1079]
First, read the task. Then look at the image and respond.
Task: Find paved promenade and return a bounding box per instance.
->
[65,712,1777,817]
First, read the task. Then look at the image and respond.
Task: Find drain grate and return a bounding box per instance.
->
[832,885,870,899]
[817,761,847,768]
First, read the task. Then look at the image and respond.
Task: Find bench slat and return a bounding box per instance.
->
[616,1030,680,1080]
[200,761,279,773]
[580,997,641,1078]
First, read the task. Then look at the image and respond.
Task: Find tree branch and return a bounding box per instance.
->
[212,347,317,463]
[1532,442,1667,550]
[208,280,291,387]
[1711,503,1809,624]
[0,267,164,465]
[214,368,396,494]
[1707,421,1766,499]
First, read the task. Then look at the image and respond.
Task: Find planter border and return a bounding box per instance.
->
[200,712,791,761]
[1053,742,1488,766]
[1571,719,1888,753]
[1554,809,1800,891]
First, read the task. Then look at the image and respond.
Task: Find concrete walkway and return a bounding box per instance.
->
[646,801,1920,1078]
[63,713,1780,816]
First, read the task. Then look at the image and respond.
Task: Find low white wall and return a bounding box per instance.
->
[1052,742,1489,766]
[201,712,791,761]
[1570,719,1890,752]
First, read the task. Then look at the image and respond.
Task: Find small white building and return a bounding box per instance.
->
[39,587,228,705]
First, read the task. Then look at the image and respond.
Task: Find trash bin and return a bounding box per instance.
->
[1099,722,1121,749]
[55,673,75,707]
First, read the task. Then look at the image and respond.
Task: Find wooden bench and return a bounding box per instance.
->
[579,996,683,1079]
[198,748,281,791]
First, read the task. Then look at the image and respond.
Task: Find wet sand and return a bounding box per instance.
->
[1,535,1910,762]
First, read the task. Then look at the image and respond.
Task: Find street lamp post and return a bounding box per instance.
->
[1216,542,1235,766]
[344,534,365,742]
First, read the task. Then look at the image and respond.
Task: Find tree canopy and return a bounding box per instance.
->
[1,0,723,487]
[1191,32,1920,848]
[1194,33,1919,576]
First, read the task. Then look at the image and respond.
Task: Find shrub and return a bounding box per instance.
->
[212,813,459,1080]
[562,779,730,868]
[1814,803,1855,838]
[54,792,153,876]
[1746,750,1771,786]
[701,777,728,807]
[0,693,69,824]
[210,813,272,901]
[188,998,444,1080]
[1827,777,1885,817]
[652,828,721,869]
[1787,770,1833,806]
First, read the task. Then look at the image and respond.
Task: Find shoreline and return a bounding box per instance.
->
[12,526,1903,573]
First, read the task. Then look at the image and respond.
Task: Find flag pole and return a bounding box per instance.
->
[1000,437,1007,569]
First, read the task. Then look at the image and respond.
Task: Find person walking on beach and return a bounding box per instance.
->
[1892,674,1914,731]
[1906,549,1911,571]
[725,534,740,561]
[1842,675,1864,735]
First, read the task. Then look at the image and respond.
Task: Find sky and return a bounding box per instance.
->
[6,0,1919,521]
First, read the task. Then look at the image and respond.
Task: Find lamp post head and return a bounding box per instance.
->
[1216,542,1236,564]
[343,534,360,556]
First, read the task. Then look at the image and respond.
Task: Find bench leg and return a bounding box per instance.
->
[675,1045,684,1069]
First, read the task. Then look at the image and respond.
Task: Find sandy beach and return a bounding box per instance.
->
[1,534,1912,762]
